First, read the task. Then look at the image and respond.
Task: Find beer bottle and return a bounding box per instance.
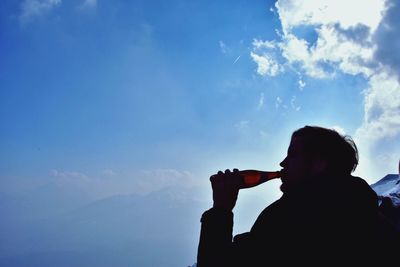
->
[238,170,281,189]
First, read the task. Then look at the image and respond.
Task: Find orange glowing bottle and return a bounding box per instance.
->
[238,170,281,189]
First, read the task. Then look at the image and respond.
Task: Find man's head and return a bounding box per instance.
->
[280,126,358,190]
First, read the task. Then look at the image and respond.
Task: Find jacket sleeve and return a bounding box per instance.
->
[197,207,234,267]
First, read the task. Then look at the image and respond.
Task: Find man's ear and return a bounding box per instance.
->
[311,158,328,174]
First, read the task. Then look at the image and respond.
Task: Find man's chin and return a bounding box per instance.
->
[279,176,289,192]
[279,182,288,193]
[280,180,296,193]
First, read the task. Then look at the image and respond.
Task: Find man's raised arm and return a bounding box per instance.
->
[197,169,241,267]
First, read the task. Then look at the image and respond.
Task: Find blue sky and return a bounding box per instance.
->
[1,0,400,265]
[1,0,400,220]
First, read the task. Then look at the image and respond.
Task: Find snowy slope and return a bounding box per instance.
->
[370,174,400,206]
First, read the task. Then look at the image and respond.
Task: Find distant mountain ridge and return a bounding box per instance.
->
[370,174,400,206]
[0,184,208,267]
[370,174,400,233]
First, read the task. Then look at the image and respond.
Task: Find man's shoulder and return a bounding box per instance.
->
[250,198,287,232]
[258,198,285,216]
[340,175,378,204]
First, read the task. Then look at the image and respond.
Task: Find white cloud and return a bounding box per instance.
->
[298,78,306,90]
[254,25,375,79]
[250,52,284,76]
[355,72,400,145]
[251,39,284,77]
[251,0,385,79]
[310,25,375,77]
[276,0,384,35]
[281,34,310,63]
[281,33,334,78]
[253,39,277,50]
[251,0,400,182]
[19,0,61,24]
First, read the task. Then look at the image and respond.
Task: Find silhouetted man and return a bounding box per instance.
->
[197,126,399,266]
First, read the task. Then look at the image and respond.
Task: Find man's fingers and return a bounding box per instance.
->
[210,168,241,210]
[210,174,216,182]
[210,171,223,182]
[210,169,241,186]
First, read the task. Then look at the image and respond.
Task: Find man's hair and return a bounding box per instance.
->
[292,126,358,175]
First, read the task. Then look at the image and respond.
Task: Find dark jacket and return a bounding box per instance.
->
[197,175,399,266]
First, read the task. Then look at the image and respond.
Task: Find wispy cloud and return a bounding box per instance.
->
[48,168,197,198]
[80,0,97,9]
[257,92,265,110]
[76,0,97,12]
[219,40,229,54]
[253,39,277,50]
[235,120,249,130]
[50,169,89,187]
[252,0,400,181]
[275,96,282,109]
[51,169,88,179]
[290,96,301,111]
[19,0,61,24]
[298,78,306,90]
[101,169,116,176]
[136,169,197,194]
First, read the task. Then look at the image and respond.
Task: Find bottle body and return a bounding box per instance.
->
[239,170,281,189]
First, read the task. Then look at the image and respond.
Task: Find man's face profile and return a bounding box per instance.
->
[280,136,315,191]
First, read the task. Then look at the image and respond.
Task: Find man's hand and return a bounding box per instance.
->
[210,169,242,211]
